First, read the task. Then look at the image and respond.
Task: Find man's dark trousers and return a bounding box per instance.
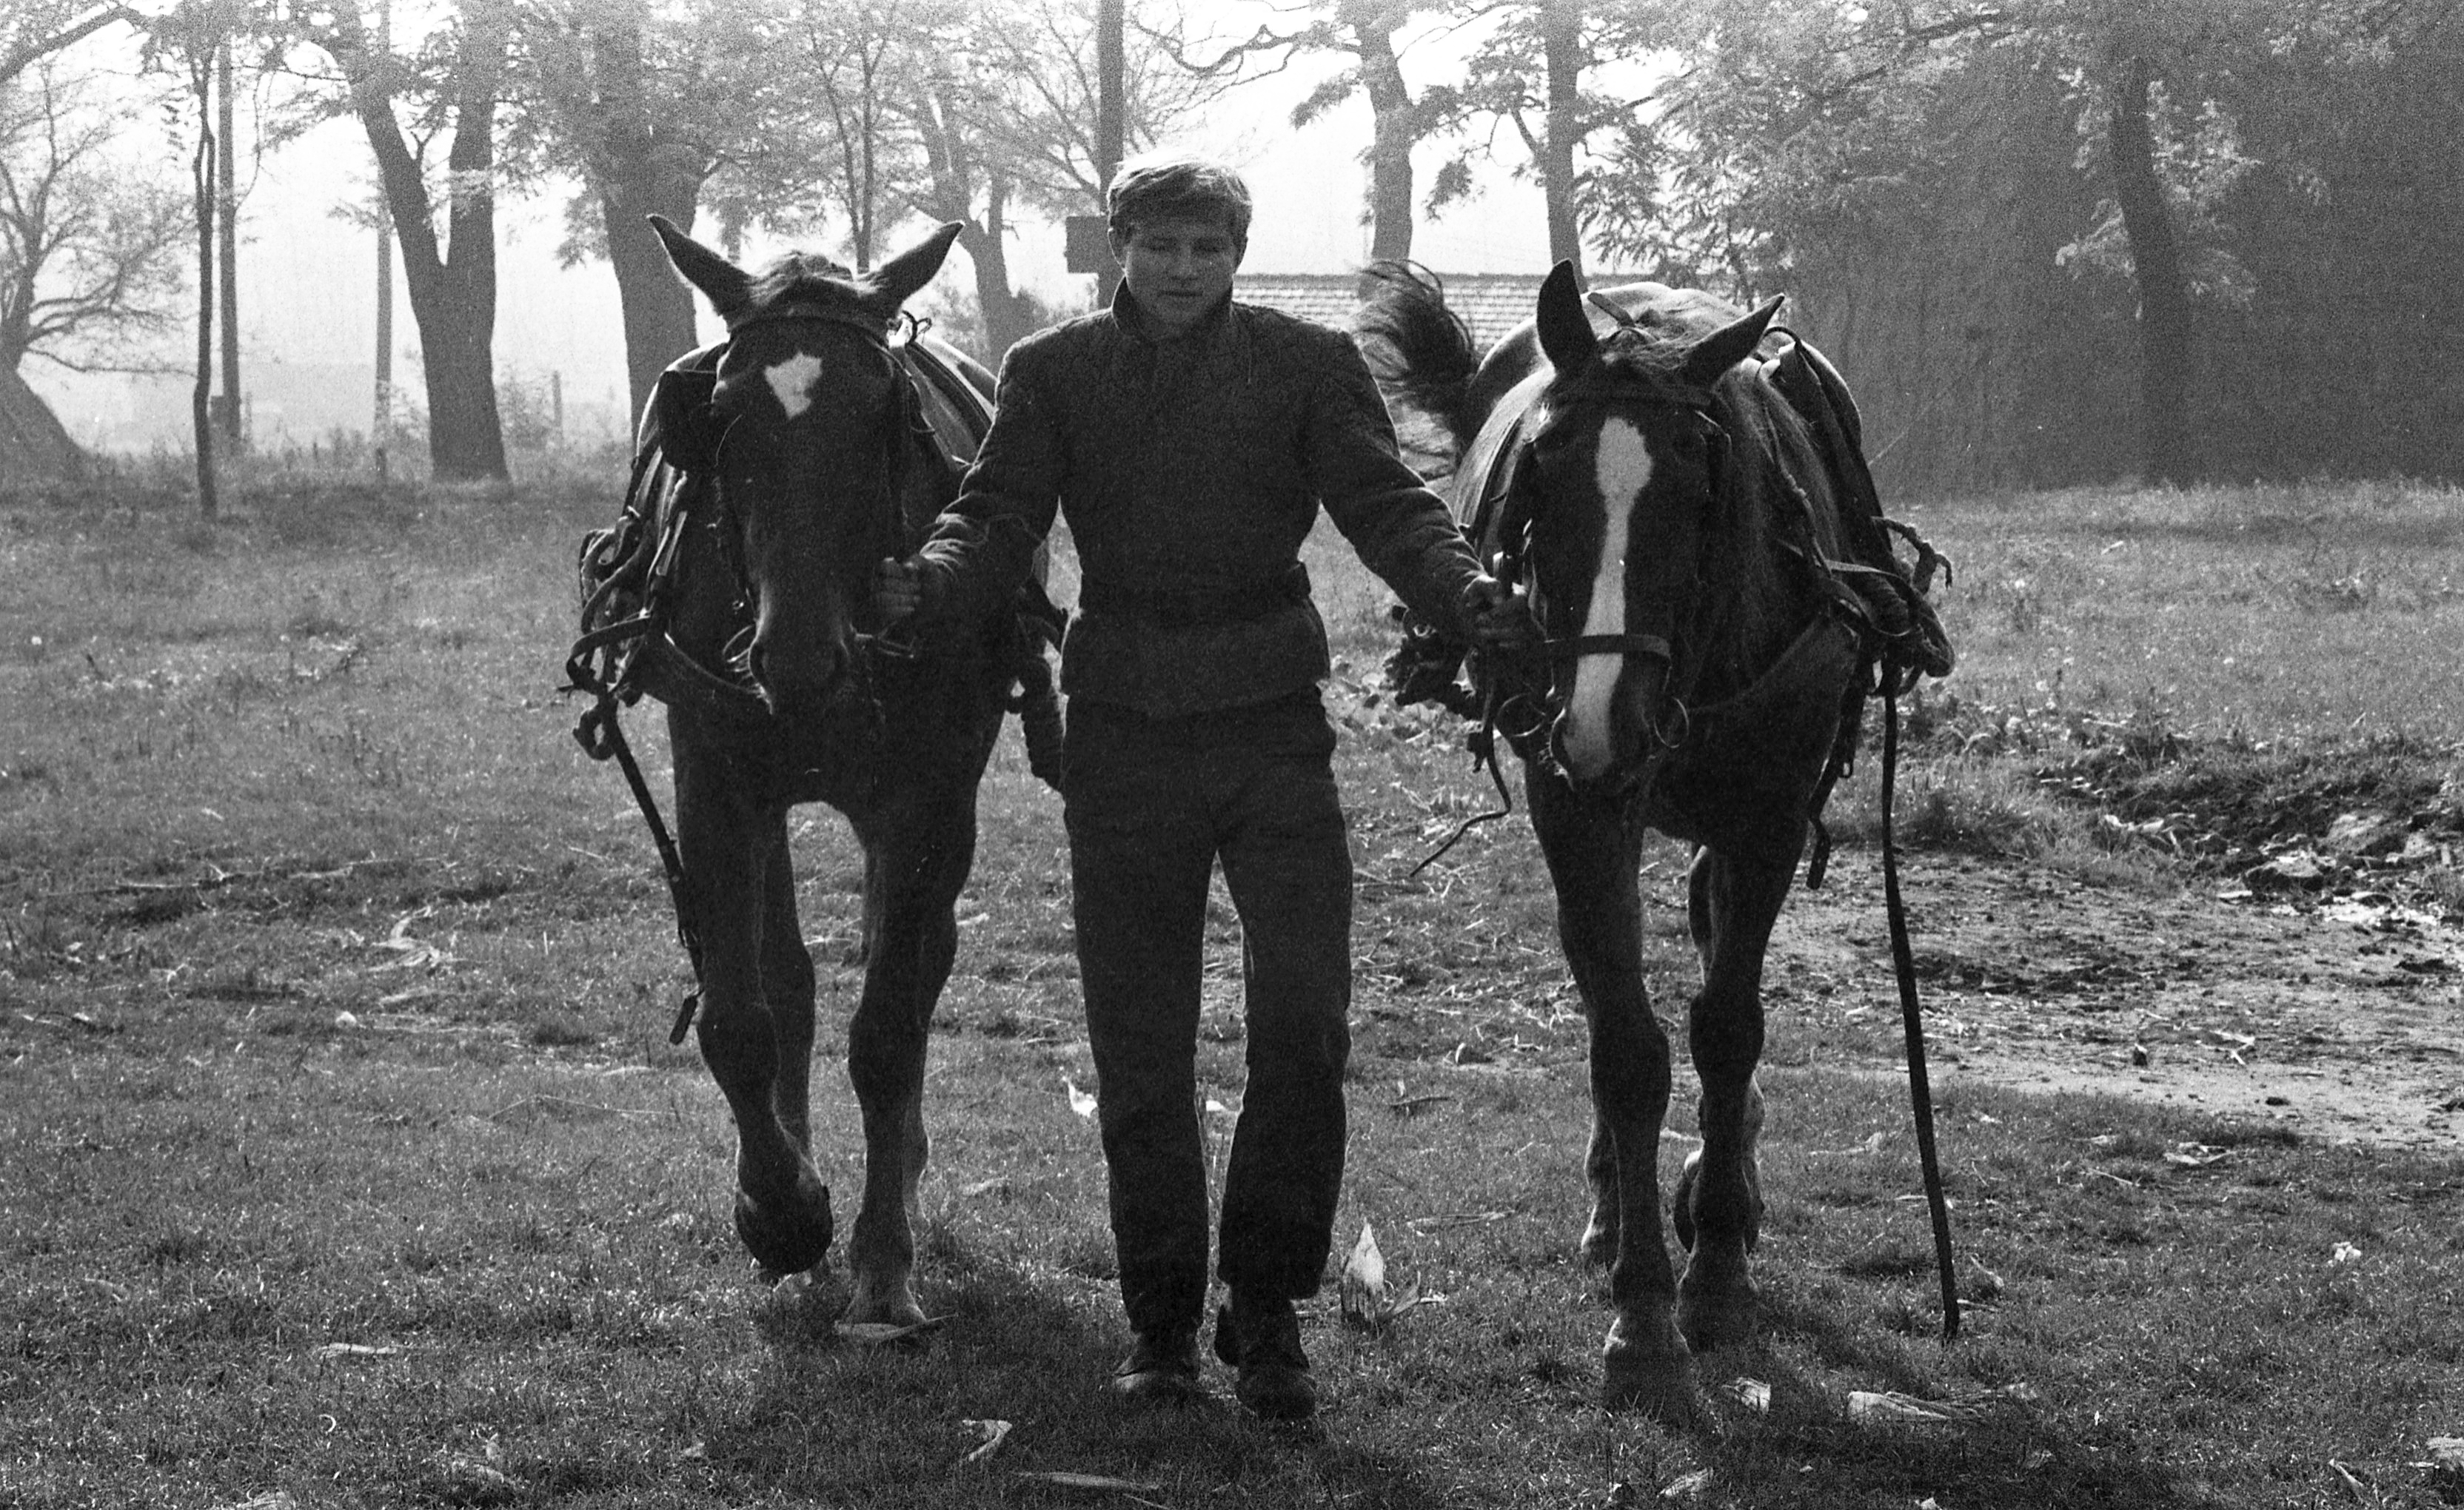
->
[1062,691,1352,1337]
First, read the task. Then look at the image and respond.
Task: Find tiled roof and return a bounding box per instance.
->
[1237,270,1641,476]
[1239,270,1648,355]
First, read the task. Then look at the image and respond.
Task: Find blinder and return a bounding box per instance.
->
[651,366,729,476]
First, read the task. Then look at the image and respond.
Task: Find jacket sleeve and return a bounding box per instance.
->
[914,336,1065,621]
[1300,331,1484,637]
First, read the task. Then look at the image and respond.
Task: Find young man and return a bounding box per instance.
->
[877,151,1524,1419]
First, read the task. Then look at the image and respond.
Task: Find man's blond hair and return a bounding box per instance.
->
[1106,150,1253,252]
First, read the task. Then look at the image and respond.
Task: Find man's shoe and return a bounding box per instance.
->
[1213,1294,1316,1420]
[1110,1326,1201,1403]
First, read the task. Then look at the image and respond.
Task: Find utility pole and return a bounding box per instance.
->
[1094,0,1123,307]
[372,0,394,482]
[214,36,241,452]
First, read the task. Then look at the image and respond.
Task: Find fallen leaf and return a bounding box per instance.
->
[2331,1241,2362,1265]
[958,1417,1012,1466]
[1065,1079,1097,1118]
[1341,1221,1387,1324]
[1016,1470,1162,1491]
[1660,1468,1714,1500]
[677,1441,708,1461]
[1845,1389,1978,1426]
[1718,1378,1771,1413]
[834,1315,947,1346]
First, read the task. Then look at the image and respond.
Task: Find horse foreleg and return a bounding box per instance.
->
[1673,846,1788,1354]
[759,824,819,1167]
[839,802,974,1328]
[675,748,833,1278]
[1530,774,1693,1420]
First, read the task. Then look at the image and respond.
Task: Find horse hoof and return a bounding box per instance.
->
[841,1281,928,1332]
[734,1178,834,1276]
[1675,1271,1758,1355]
[1601,1316,1698,1423]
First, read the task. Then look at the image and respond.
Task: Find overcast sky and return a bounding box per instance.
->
[36,6,1559,448]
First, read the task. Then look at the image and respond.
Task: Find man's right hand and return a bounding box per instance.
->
[874,555,925,623]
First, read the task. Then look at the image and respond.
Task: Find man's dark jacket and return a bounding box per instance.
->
[916,287,1484,718]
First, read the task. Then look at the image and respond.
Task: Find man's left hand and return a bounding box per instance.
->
[1461,574,1535,649]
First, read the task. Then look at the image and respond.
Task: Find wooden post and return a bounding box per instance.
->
[214,37,241,451]
[1094,0,1123,308]
[372,0,393,481]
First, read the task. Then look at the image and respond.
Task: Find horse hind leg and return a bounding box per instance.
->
[1674,848,1787,1355]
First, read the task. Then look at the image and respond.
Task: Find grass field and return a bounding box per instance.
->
[2,471,2460,1509]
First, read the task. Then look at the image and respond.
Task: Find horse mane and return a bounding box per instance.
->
[1690,354,1842,702]
[747,249,880,312]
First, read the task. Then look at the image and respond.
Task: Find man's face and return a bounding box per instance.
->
[1114,215,1241,338]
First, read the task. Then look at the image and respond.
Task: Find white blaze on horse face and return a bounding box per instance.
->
[1561,417,1654,780]
[763,353,826,419]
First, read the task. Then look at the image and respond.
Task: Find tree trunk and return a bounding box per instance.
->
[427,0,509,480]
[2109,56,2193,485]
[332,0,509,481]
[911,85,1028,361]
[965,177,1029,360]
[1539,0,1584,278]
[588,17,703,429]
[1356,17,1415,263]
[0,363,85,483]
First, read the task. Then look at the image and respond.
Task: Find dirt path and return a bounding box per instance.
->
[1768,850,2464,1150]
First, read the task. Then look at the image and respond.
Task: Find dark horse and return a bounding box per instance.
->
[1362,262,1949,1417]
[569,218,1057,1330]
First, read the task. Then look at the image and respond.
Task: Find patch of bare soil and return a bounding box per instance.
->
[1768,850,2464,1150]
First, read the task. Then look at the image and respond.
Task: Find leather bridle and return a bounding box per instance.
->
[694,303,944,667]
[1482,352,1735,779]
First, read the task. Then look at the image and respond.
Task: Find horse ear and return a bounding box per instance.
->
[1535,261,1596,375]
[869,221,966,313]
[1681,295,1785,389]
[648,215,753,318]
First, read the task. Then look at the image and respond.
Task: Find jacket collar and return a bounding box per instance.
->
[1108,282,1253,383]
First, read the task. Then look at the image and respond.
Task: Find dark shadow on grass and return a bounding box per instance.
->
[700,1224,1457,1509]
[1681,1293,2212,1509]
